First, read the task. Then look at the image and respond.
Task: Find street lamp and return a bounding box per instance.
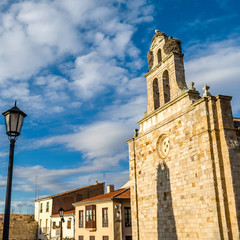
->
[58,207,65,240]
[2,101,27,240]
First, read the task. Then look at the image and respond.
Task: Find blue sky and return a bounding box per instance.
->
[0,0,240,214]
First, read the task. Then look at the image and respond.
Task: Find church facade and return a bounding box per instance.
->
[127,31,240,239]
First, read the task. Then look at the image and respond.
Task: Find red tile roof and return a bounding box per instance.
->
[35,182,104,201]
[115,188,130,199]
[73,188,130,205]
[52,209,75,216]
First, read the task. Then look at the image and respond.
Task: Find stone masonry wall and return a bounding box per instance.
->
[0,214,37,240]
[128,91,240,240]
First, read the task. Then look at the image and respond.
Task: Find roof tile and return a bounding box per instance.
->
[74,188,130,204]
[35,182,104,201]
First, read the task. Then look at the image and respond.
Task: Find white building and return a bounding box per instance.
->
[35,197,52,239]
[34,182,105,240]
[51,210,75,239]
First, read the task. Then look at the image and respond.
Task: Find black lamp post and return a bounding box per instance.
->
[2,101,27,240]
[58,207,65,240]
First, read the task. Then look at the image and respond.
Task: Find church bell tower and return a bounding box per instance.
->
[128,31,240,240]
[145,30,187,114]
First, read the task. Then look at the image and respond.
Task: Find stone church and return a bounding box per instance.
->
[127,31,240,239]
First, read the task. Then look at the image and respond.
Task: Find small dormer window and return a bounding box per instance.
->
[157,49,162,64]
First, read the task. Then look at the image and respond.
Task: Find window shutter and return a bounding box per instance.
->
[85,206,91,228]
[92,205,96,228]
[86,205,96,228]
[67,220,71,229]
[79,210,84,228]
[102,208,108,227]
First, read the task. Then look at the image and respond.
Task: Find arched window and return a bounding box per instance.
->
[153,78,160,110]
[162,70,170,103]
[157,49,162,64]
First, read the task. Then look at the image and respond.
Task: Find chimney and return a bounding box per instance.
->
[107,185,114,193]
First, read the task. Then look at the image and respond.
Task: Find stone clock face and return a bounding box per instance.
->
[157,134,170,158]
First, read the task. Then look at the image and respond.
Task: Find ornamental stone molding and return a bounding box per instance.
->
[156,134,170,159]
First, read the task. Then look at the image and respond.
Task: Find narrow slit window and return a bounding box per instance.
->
[153,78,160,109]
[162,70,170,103]
[102,208,108,227]
[157,49,162,63]
[79,210,84,228]
[124,207,131,227]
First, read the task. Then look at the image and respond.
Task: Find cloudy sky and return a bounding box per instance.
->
[0,0,239,214]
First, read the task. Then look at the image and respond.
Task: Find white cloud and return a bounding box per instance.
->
[116,77,146,97]
[0,0,153,116]
[0,0,82,115]
[13,89,147,193]
[61,121,130,158]
[13,159,129,193]
[0,0,81,82]
[16,2,80,54]
[100,95,146,122]
[68,170,130,190]
[32,120,130,161]
[71,52,127,99]
[0,175,6,188]
[0,200,34,214]
[185,38,240,115]
[34,75,69,103]
[57,0,105,24]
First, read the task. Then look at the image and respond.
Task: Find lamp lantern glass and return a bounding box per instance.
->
[2,102,27,138]
[59,207,64,218]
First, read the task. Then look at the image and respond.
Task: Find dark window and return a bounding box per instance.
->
[52,221,56,228]
[39,219,42,233]
[153,78,160,109]
[162,70,170,103]
[40,203,43,213]
[102,208,108,227]
[79,210,84,228]
[157,49,162,63]
[126,236,132,240]
[79,236,84,240]
[46,202,49,212]
[103,237,109,240]
[124,207,131,227]
[90,237,95,240]
[85,205,96,228]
